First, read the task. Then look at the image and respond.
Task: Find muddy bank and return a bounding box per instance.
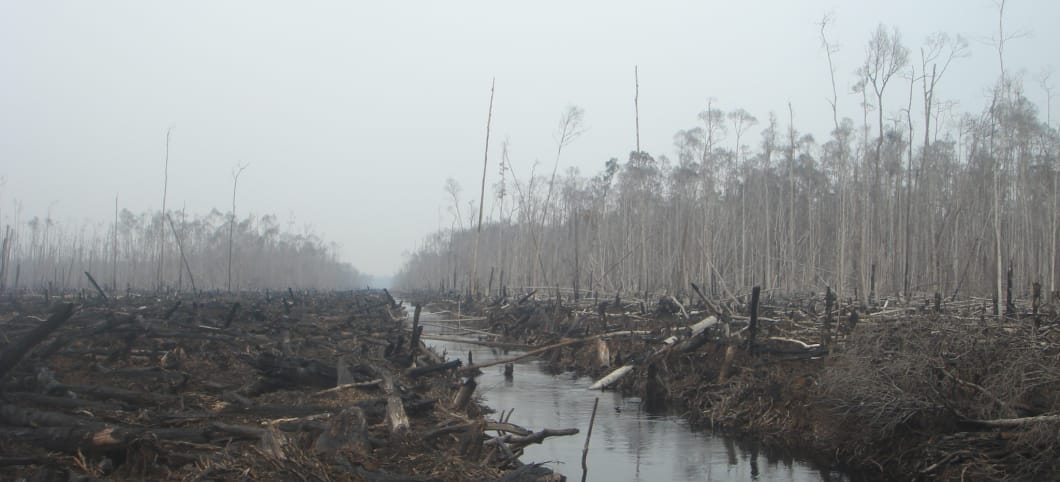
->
[419,290,1060,481]
[0,289,572,481]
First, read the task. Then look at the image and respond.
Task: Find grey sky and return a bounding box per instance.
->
[1,0,1056,277]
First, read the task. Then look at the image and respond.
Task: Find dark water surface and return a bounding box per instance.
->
[416,310,849,481]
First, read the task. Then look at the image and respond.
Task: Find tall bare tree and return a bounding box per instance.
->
[227,163,248,293]
[471,79,496,297]
[157,127,173,291]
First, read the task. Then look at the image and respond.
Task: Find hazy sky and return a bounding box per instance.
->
[1,0,1057,276]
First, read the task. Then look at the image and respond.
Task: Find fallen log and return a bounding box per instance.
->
[516,290,537,304]
[667,295,689,319]
[764,337,821,349]
[965,414,1060,428]
[456,330,644,374]
[9,392,125,412]
[420,334,531,350]
[0,456,47,467]
[366,366,409,435]
[0,403,88,427]
[83,272,108,303]
[589,316,718,390]
[495,464,564,482]
[246,352,337,389]
[0,303,75,380]
[405,359,462,378]
[672,316,718,341]
[58,383,174,405]
[587,366,633,391]
[490,428,579,447]
[311,379,382,396]
[423,420,531,442]
[0,405,272,453]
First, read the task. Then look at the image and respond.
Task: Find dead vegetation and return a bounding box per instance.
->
[818,314,1060,480]
[0,290,571,481]
[424,288,1060,480]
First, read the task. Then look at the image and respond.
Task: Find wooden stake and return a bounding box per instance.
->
[580,397,599,482]
[1032,281,1041,336]
[452,378,477,412]
[748,286,760,355]
[824,286,834,352]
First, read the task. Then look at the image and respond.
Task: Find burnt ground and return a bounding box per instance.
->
[418,289,1060,481]
[0,289,568,482]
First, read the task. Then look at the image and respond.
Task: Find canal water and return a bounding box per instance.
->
[416,311,850,481]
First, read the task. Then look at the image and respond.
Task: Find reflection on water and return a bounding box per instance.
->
[418,312,848,482]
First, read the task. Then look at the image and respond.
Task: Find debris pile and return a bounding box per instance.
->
[425,287,1060,480]
[0,289,572,481]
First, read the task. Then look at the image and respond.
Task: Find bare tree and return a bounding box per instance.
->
[444,178,463,230]
[991,0,1024,317]
[860,24,910,179]
[227,163,248,293]
[531,105,586,287]
[471,78,496,297]
[392,16,1059,311]
[157,127,173,291]
[1041,70,1057,293]
[729,108,758,287]
[819,13,849,297]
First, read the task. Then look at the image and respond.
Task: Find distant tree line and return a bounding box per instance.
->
[396,20,1059,309]
[0,208,364,294]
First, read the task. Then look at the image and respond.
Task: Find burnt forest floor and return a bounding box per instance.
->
[0,288,571,482]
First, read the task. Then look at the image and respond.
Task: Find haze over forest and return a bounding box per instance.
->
[1,0,1057,295]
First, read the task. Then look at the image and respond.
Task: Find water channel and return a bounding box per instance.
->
[416,310,851,481]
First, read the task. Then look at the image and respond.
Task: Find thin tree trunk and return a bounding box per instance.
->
[228,164,248,293]
[158,128,172,292]
[471,78,495,297]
